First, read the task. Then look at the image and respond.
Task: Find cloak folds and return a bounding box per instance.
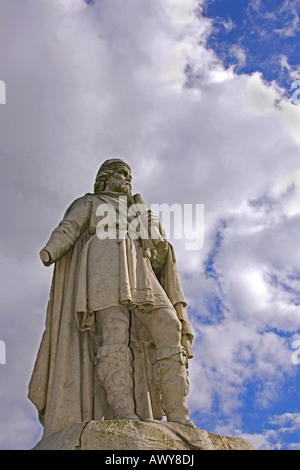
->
[28,193,193,437]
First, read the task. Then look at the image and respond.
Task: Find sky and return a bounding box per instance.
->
[0,0,300,451]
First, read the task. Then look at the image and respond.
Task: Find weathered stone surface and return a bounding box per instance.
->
[33,422,86,451]
[33,420,256,450]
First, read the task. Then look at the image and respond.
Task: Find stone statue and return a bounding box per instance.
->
[28,159,194,437]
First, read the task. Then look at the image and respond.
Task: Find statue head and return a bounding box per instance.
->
[94,158,132,195]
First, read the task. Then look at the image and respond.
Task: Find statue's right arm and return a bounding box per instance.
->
[39,195,92,266]
[40,248,52,266]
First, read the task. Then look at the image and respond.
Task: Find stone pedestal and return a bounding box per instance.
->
[32,420,255,450]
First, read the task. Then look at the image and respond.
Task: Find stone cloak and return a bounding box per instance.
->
[28,193,193,437]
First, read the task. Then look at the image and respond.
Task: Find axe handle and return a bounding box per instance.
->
[133,193,165,249]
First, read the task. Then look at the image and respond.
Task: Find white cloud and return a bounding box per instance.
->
[166,0,196,25]
[57,0,87,12]
[229,44,247,69]
[248,0,300,38]
[0,0,300,449]
[274,0,300,38]
[269,412,300,428]
[246,72,300,143]
[220,17,235,33]
[189,317,294,416]
[245,412,300,450]
[246,73,281,113]
[239,268,271,309]
[274,169,300,216]
[279,54,300,82]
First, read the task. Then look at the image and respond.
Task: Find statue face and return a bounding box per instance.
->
[106,166,132,195]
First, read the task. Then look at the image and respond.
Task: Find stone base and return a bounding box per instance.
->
[32,420,255,450]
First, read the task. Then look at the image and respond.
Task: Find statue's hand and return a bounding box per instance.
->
[181,334,193,360]
[141,210,167,249]
[40,249,52,267]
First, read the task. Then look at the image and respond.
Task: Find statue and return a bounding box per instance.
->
[28,159,194,437]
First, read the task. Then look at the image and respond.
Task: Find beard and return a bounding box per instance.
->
[109,177,132,195]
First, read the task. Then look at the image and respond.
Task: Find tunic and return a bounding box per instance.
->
[43,192,174,330]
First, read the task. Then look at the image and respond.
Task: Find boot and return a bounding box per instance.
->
[154,350,195,428]
[97,344,139,420]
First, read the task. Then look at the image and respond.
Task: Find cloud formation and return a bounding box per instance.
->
[0,0,299,450]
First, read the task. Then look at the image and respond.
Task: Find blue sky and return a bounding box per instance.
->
[202,0,300,98]
[0,0,300,451]
[190,0,300,449]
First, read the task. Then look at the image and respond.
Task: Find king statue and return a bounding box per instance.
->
[28,158,194,436]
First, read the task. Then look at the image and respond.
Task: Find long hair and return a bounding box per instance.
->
[94,169,114,194]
